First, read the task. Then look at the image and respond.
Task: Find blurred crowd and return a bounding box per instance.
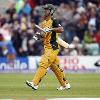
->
[0,0,100,56]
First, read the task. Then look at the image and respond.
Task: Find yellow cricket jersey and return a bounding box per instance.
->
[41,17,60,50]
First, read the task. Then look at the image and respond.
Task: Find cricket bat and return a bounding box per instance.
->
[34,24,69,49]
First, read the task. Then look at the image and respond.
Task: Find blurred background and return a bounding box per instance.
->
[0,0,100,57]
[0,0,100,99]
[0,0,100,72]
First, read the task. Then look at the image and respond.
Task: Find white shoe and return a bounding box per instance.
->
[57,83,71,90]
[26,80,38,90]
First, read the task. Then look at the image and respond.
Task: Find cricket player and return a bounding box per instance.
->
[26,4,71,90]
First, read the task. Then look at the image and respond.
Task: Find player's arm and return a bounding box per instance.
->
[58,38,74,49]
[33,22,44,40]
[42,19,64,33]
[51,19,64,33]
[51,26,64,33]
[51,19,74,49]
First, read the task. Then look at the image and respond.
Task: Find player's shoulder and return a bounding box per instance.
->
[38,19,45,28]
[52,17,61,27]
[40,19,45,26]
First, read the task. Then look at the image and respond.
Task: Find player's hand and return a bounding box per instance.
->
[33,35,38,40]
[33,32,40,40]
[33,32,43,40]
[43,28,52,33]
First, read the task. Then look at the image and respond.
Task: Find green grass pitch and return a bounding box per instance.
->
[0,73,100,99]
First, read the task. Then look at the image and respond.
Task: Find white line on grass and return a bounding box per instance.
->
[0,99,13,100]
[48,98,100,100]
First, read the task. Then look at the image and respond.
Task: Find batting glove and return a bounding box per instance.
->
[33,32,43,40]
[43,28,52,33]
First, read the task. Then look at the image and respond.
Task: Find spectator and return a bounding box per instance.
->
[93,30,100,53]
[0,0,100,56]
[6,0,16,23]
[83,30,99,55]
[69,36,82,55]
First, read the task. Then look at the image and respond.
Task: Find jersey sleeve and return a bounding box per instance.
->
[52,19,62,28]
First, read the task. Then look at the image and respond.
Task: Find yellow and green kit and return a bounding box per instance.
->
[32,17,69,86]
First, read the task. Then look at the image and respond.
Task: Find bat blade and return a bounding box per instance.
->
[58,38,69,49]
[34,24,45,32]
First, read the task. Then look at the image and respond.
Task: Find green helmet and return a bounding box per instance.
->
[43,4,56,15]
[34,4,56,17]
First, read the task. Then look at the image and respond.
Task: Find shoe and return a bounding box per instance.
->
[57,83,71,90]
[26,80,38,90]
